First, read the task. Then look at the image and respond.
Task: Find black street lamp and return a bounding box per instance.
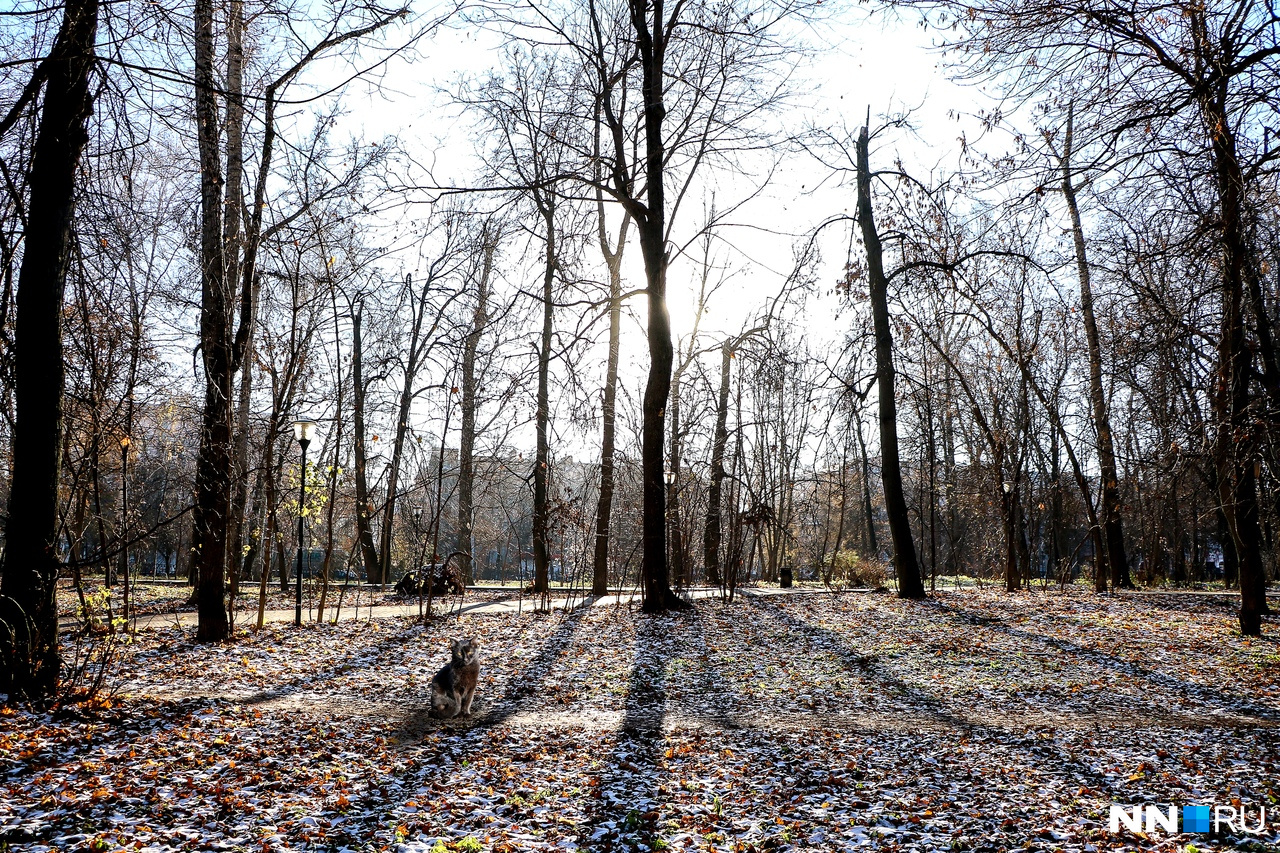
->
[119,435,130,625]
[292,419,317,627]
[663,469,675,576]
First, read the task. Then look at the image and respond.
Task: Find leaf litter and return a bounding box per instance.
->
[3,587,1277,851]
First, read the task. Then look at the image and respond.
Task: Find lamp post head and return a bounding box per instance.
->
[292,419,317,447]
[1002,480,1013,495]
[663,470,675,486]
[119,435,131,451]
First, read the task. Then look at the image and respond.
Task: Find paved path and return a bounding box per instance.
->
[63,586,815,632]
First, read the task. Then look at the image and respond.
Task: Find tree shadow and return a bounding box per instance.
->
[748,597,973,730]
[926,597,1280,721]
[225,623,426,708]
[574,610,682,850]
[397,606,592,739]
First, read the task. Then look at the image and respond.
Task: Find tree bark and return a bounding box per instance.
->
[532,206,555,598]
[853,404,878,556]
[190,0,233,641]
[221,1,247,611]
[631,0,685,612]
[379,274,431,586]
[228,276,257,607]
[855,123,924,599]
[350,307,381,584]
[591,173,629,596]
[703,341,732,586]
[1200,72,1269,635]
[0,0,98,701]
[1059,105,1131,590]
[457,228,495,586]
[668,369,684,585]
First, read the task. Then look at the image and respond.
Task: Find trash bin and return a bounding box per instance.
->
[780,566,793,588]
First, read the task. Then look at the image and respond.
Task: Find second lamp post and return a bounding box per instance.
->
[292,419,317,627]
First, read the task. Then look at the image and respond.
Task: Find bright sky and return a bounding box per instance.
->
[321,2,997,452]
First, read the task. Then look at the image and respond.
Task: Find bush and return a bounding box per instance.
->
[824,549,888,589]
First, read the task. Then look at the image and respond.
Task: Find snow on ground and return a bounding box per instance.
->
[3,588,1278,852]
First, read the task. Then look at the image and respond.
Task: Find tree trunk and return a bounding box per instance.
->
[1002,483,1019,592]
[1060,105,1130,590]
[317,432,340,623]
[1201,78,1269,635]
[458,228,495,585]
[703,341,732,586]
[668,369,685,585]
[532,207,554,597]
[590,253,622,596]
[190,0,233,641]
[379,275,431,588]
[255,438,279,630]
[0,0,98,701]
[855,123,924,599]
[630,0,685,612]
[592,178,629,597]
[350,307,381,584]
[227,276,257,607]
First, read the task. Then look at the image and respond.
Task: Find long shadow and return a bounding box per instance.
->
[235,597,598,715]
[748,597,973,730]
[747,598,1124,802]
[230,621,433,708]
[574,610,681,850]
[397,605,591,738]
[928,597,1280,721]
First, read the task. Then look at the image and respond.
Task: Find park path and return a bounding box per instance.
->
[62,585,835,632]
[61,583,1278,633]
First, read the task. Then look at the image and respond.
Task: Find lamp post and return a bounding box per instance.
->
[292,419,317,627]
[663,469,675,580]
[119,435,130,627]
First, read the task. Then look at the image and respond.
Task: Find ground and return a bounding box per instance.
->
[3,588,1279,852]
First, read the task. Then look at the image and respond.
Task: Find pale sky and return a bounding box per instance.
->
[301,2,997,454]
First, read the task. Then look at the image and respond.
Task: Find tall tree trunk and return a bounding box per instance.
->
[853,404,878,555]
[1200,76,1269,635]
[591,250,623,595]
[223,0,244,298]
[222,0,249,590]
[191,0,232,641]
[458,228,495,585]
[228,277,257,605]
[630,0,685,612]
[532,207,555,597]
[703,341,732,586]
[350,307,380,584]
[592,172,629,596]
[1002,479,1019,592]
[855,123,924,599]
[1049,418,1065,581]
[316,287,348,623]
[0,0,98,701]
[668,369,684,585]
[317,431,340,623]
[379,275,432,587]
[1060,105,1130,590]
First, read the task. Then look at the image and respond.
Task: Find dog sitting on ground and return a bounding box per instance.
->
[429,637,481,719]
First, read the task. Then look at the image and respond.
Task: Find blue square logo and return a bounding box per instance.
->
[1183,805,1211,834]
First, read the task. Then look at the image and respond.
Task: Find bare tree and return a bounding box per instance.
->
[853,120,925,598]
[0,0,99,700]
